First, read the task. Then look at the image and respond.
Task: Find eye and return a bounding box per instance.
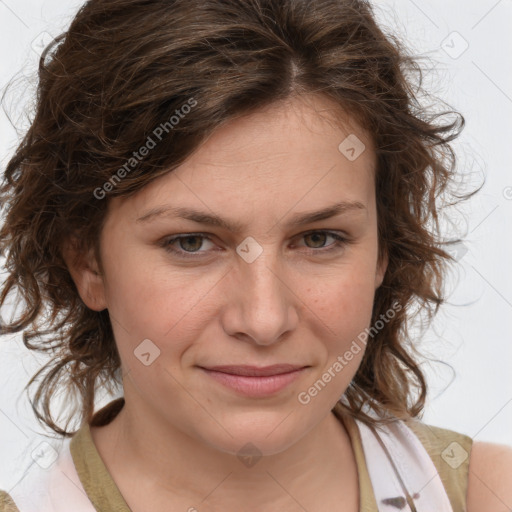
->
[297,231,348,253]
[160,230,350,259]
[162,234,216,258]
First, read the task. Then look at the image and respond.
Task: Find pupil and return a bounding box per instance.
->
[181,236,201,252]
[306,233,326,248]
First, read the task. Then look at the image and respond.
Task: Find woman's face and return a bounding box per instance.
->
[75,94,387,456]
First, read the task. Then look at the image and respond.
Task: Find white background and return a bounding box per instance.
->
[0,0,511,492]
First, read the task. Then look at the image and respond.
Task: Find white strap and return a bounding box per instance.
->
[355,416,454,511]
[8,437,96,512]
[9,407,453,512]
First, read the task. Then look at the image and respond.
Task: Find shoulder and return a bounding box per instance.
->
[406,419,512,511]
[0,490,20,512]
[404,418,473,452]
[467,440,512,512]
[404,417,474,470]
[402,418,473,510]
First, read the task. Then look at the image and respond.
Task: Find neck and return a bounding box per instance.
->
[90,397,359,511]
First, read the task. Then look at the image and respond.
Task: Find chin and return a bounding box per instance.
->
[200,416,311,459]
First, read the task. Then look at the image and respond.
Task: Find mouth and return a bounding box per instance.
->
[197,364,309,397]
[199,364,308,377]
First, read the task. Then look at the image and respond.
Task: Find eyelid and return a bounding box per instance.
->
[160,230,351,259]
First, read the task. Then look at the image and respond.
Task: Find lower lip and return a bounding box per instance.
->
[200,368,307,397]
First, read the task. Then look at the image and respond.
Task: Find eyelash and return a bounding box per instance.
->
[160,230,350,259]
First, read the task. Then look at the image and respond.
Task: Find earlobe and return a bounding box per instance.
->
[375,250,388,289]
[61,238,107,311]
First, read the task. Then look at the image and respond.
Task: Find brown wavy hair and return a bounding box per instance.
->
[0,0,478,436]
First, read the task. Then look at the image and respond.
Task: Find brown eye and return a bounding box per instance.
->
[176,235,204,252]
[161,230,349,260]
[296,231,349,254]
[303,232,329,249]
[162,234,216,258]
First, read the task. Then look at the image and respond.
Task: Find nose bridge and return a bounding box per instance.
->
[229,238,296,344]
[239,239,284,307]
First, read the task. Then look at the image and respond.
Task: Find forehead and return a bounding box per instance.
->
[110,94,376,223]
[182,94,374,175]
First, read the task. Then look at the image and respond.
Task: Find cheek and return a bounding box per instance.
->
[100,245,217,352]
[308,262,377,322]
[304,263,377,359]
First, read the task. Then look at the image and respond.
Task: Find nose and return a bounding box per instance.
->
[220,243,299,346]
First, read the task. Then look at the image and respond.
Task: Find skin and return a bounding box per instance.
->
[467,442,512,512]
[65,93,384,511]
[62,92,512,511]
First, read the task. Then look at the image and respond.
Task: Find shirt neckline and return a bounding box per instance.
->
[70,398,378,511]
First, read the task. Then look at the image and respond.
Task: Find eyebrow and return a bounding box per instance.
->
[136,200,366,233]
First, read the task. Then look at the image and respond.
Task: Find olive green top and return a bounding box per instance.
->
[0,398,473,511]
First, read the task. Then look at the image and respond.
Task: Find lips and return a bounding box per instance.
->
[200,364,306,377]
[199,364,308,397]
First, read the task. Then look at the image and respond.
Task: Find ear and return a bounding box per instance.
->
[374,248,388,290]
[61,237,107,311]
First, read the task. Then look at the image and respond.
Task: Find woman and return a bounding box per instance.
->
[0,0,511,510]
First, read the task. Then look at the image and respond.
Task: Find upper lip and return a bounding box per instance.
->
[200,364,307,377]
